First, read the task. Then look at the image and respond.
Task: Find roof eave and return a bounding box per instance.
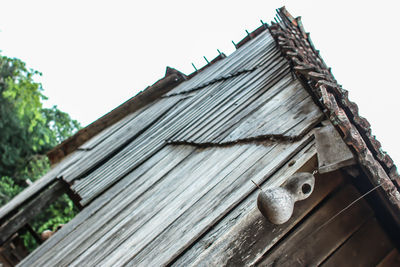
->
[270,6,400,214]
[47,67,187,165]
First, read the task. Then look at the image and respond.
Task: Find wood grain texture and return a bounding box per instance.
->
[166,31,275,96]
[16,25,334,267]
[19,145,194,266]
[322,217,394,267]
[256,185,374,267]
[20,137,313,267]
[188,168,344,267]
[315,123,356,173]
[171,141,317,266]
[0,181,65,245]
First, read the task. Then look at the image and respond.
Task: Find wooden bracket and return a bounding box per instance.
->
[315,123,356,174]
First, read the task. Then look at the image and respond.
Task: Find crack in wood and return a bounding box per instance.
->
[165,66,259,97]
[166,133,309,148]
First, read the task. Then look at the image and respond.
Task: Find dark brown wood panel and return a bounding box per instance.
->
[377,249,400,267]
[322,217,394,267]
[256,185,374,267]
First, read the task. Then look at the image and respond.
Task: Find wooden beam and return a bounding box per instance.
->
[315,123,356,173]
[0,180,66,245]
[322,217,393,266]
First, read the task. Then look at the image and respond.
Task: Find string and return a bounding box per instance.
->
[314,183,383,233]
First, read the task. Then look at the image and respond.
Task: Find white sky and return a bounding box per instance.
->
[0,0,399,166]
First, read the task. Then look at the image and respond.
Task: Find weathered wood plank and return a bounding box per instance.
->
[79,110,139,150]
[190,170,344,266]
[256,185,374,266]
[171,58,290,144]
[70,145,264,266]
[166,31,275,96]
[315,123,356,173]
[221,79,323,143]
[18,145,195,267]
[42,145,239,267]
[0,180,65,245]
[63,95,182,184]
[171,141,317,266]
[198,64,292,143]
[322,217,394,267]
[108,136,313,266]
[377,249,400,267]
[37,146,197,267]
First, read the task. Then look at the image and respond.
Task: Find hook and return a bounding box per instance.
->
[191,63,198,72]
[232,40,237,49]
[260,19,269,28]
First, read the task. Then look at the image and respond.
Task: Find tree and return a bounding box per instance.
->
[0,53,81,250]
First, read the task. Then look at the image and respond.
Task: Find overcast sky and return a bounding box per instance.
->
[0,0,399,165]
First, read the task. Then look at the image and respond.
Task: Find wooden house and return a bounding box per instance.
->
[1,7,399,266]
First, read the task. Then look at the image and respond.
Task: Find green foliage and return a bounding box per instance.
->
[0,53,81,251]
[21,193,79,251]
[0,176,22,206]
[42,105,81,144]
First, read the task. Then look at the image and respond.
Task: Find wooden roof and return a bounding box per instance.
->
[1,6,398,267]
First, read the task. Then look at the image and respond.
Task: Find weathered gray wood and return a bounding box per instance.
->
[0,180,65,245]
[63,95,182,184]
[107,136,313,266]
[315,123,356,173]
[24,146,196,267]
[322,217,393,267]
[166,31,275,96]
[79,110,139,150]
[25,136,311,267]
[256,185,374,266]
[70,145,264,266]
[190,170,344,266]
[58,28,296,208]
[170,58,291,143]
[220,79,323,143]
[171,141,317,266]
[94,145,270,266]
[18,145,193,267]
[17,22,338,267]
[193,63,291,143]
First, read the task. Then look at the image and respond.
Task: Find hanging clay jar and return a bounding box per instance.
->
[257,172,315,224]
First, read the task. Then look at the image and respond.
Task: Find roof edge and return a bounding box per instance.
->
[270,7,400,209]
[47,67,187,165]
